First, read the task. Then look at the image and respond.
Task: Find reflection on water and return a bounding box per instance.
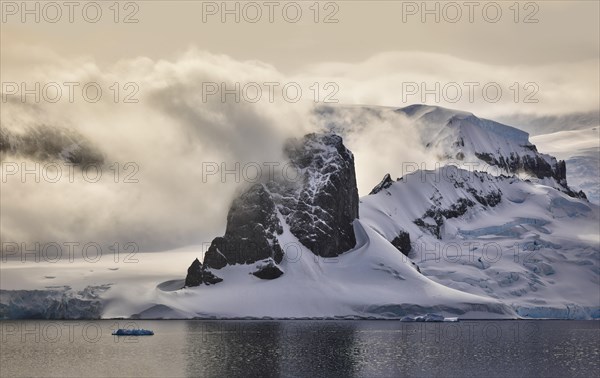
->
[1,320,598,377]
[184,321,359,377]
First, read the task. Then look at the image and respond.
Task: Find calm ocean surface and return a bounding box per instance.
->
[1,320,598,377]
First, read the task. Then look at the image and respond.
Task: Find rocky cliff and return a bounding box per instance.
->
[185,133,359,286]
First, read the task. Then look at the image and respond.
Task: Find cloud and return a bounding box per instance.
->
[311,105,438,194]
[1,47,315,251]
[302,51,600,119]
[495,111,600,136]
[1,46,598,252]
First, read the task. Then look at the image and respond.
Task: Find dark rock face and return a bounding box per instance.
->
[414,197,482,239]
[413,173,503,239]
[185,259,203,287]
[369,174,394,195]
[391,231,412,256]
[201,271,222,285]
[467,188,502,207]
[252,259,284,280]
[203,184,284,270]
[411,261,422,274]
[273,133,359,258]
[185,133,360,287]
[474,152,586,200]
[184,258,222,287]
[475,152,557,181]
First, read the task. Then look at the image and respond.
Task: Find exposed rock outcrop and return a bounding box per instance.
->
[185,133,360,287]
[252,259,284,280]
[273,133,359,258]
[394,105,587,200]
[184,258,222,287]
[369,173,394,195]
[391,231,412,256]
[203,184,284,270]
[412,172,503,239]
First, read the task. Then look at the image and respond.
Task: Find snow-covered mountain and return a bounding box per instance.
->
[176,107,598,319]
[316,104,591,200]
[397,105,587,199]
[172,119,597,319]
[178,133,511,319]
[362,167,599,319]
[1,105,598,320]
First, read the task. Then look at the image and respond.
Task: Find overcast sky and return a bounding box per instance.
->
[1,1,599,251]
[3,1,599,116]
[3,1,599,69]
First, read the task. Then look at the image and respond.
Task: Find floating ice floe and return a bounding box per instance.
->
[400,314,459,322]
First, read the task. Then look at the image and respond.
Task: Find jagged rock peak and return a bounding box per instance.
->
[369,173,394,195]
[276,132,359,258]
[184,258,222,287]
[203,183,284,270]
[185,132,361,287]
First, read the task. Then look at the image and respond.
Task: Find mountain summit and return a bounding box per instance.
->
[185,133,359,286]
[174,106,597,320]
[396,105,587,199]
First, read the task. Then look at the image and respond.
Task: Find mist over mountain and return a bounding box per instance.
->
[532,127,600,205]
[2,47,598,253]
[2,100,599,320]
[0,44,598,320]
[148,105,599,320]
[496,111,600,136]
[0,125,104,166]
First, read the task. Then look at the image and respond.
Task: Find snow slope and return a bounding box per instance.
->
[133,218,513,319]
[0,219,513,319]
[361,166,600,319]
[1,220,516,319]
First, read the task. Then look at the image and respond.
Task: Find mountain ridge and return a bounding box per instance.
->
[1,105,597,320]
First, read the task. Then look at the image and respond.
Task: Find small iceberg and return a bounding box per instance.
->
[112,329,154,336]
[400,314,459,322]
[443,317,459,322]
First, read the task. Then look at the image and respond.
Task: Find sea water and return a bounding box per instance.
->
[0,320,598,377]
